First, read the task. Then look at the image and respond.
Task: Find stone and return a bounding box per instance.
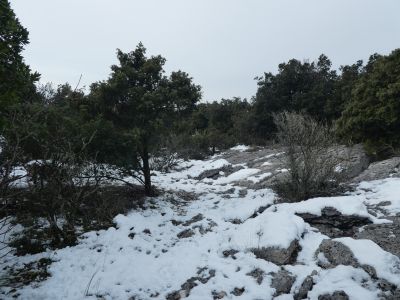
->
[337,144,369,179]
[246,268,265,285]
[352,157,400,183]
[182,214,204,226]
[177,229,195,239]
[354,215,400,257]
[252,240,301,265]
[142,229,151,235]
[316,239,382,281]
[166,268,215,300]
[222,249,239,259]
[294,273,315,300]
[318,290,349,300]
[212,291,227,299]
[231,287,245,296]
[195,165,244,181]
[297,207,372,238]
[271,269,296,296]
[316,239,358,268]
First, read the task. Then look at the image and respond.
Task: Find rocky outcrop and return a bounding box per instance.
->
[252,240,301,265]
[297,207,372,238]
[352,157,400,183]
[354,215,400,257]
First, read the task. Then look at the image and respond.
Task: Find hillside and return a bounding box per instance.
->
[1,146,400,299]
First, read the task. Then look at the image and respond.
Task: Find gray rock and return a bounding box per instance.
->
[166,268,215,300]
[177,229,195,239]
[297,207,372,238]
[382,288,400,300]
[231,287,245,296]
[271,269,296,296]
[318,290,349,300]
[294,273,316,300]
[316,239,358,268]
[246,268,265,285]
[337,144,369,179]
[194,165,244,181]
[316,239,381,280]
[222,249,239,259]
[212,291,227,299]
[352,156,400,183]
[354,215,400,257]
[182,214,204,226]
[252,240,301,265]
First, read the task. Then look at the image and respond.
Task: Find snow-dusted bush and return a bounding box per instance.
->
[273,111,346,201]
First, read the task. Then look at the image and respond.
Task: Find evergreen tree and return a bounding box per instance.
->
[91,43,201,195]
[253,55,337,138]
[337,49,400,157]
[0,0,40,116]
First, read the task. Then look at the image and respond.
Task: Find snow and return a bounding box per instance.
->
[309,265,379,300]
[335,237,400,285]
[229,145,251,152]
[2,150,400,299]
[273,194,386,224]
[230,211,306,250]
[212,168,259,184]
[357,178,400,215]
[247,172,272,183]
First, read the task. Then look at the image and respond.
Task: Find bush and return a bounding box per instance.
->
[1,105,145,254]
[273,112,346,202]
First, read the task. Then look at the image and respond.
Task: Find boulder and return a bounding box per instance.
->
[316,239,358,268]
[336,144,369,179]
[352,157,400,183]
[253,240,301,265]
[316,239,380,279]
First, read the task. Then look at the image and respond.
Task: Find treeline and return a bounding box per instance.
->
[1,0,400,253]
[2,0,400,197]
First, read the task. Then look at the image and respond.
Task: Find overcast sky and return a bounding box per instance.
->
[10,0,400,102]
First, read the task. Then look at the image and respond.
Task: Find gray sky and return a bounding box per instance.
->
[10,0,400,102]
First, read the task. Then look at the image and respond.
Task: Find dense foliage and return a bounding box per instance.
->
[337,50,400,158]
[0,0,39,116]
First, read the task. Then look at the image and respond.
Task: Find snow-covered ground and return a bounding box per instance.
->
[1,146,400,299]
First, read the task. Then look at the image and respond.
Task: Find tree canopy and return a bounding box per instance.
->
[91,43,201,195]
[0,0,40,114]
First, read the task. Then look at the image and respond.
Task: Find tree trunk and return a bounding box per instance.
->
[141,143,152,196]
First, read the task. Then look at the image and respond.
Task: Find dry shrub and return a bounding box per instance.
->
[273,111,346,202]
